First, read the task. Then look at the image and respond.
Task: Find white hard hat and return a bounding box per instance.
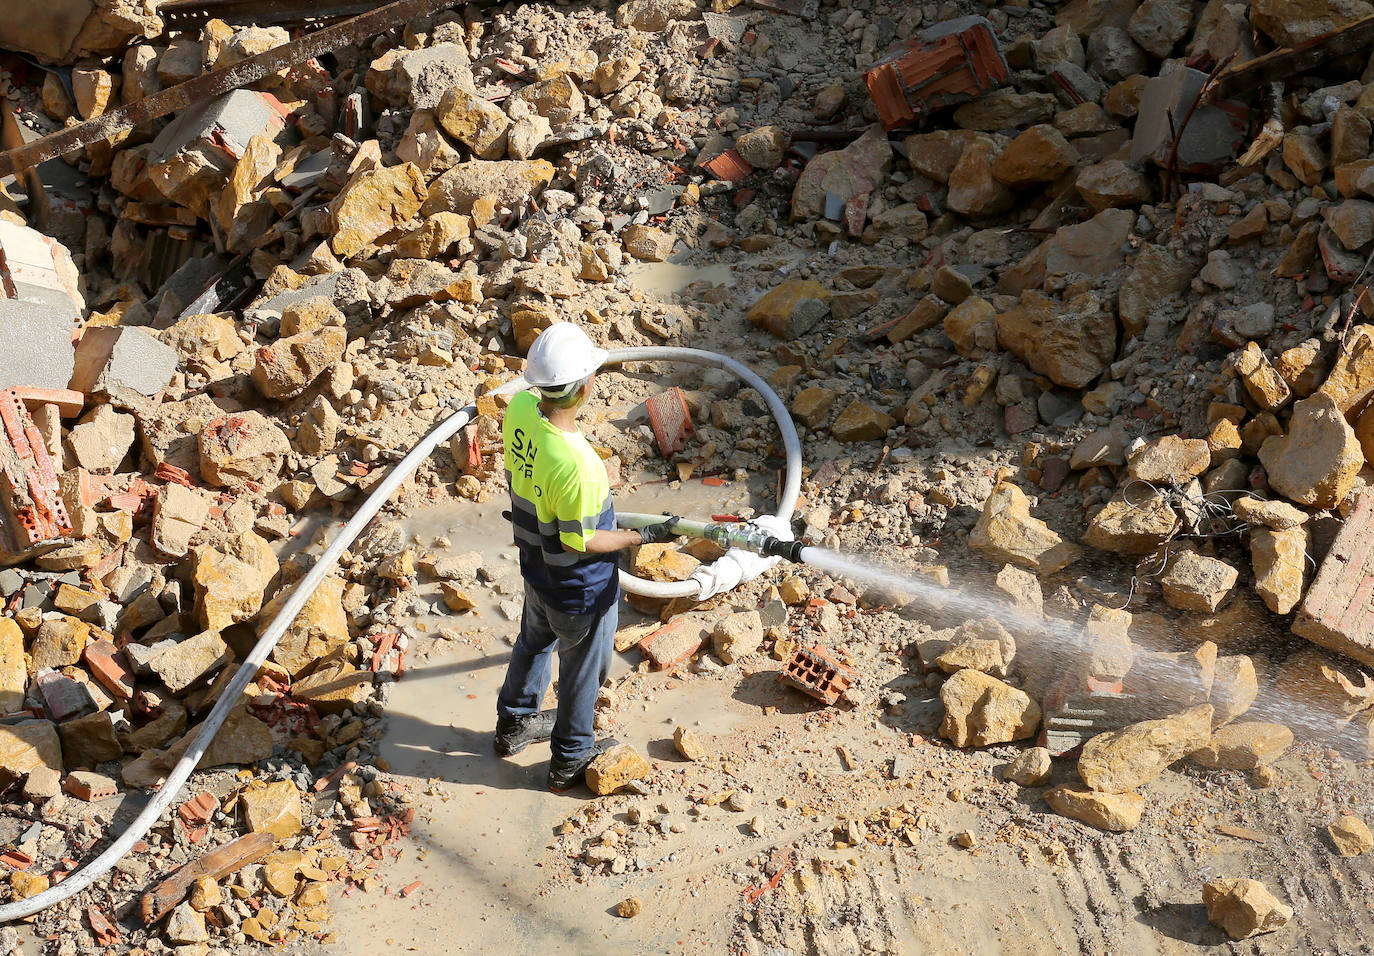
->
[524,323,608,388]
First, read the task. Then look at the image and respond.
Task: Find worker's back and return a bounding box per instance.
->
[502,390,618,615]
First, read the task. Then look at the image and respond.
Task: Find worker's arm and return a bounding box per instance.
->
[571,529,643,554]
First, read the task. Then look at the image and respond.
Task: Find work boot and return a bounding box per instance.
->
[547,738,619,793]
[493,712,556,757]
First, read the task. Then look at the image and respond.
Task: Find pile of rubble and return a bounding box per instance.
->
[0,0,1373,948]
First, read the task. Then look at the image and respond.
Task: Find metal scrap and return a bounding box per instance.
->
[0,0,465,179]
[865,16,1009,130]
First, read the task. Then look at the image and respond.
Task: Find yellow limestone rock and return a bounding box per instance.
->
[1189,721,1293,769]
[328,162,427,259]
[0,618,26,712]
[1079,705,1213,792]
[1259,393,1364,509]
[1328,814,1373,857]
[262,576,350,678]
[745,280,832,340]
[1202,879,1292,940]
[938,669,1041,747]
[241,779,303,842]
[191,531,279,632]
[585,744,651,795]
[969,480,1080,573]
[1044,786,1144,831]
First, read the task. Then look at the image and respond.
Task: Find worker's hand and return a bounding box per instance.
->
[638,516,681,545]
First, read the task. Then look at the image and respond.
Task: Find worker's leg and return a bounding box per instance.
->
[548,600,616,763]
[495,589,559,720]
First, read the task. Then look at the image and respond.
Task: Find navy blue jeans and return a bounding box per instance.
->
[496,587,616,763]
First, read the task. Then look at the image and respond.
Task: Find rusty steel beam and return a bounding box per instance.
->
[0,0,461,180]
[160,0,385,29]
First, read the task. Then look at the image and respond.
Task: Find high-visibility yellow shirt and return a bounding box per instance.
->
[502,390,618,614]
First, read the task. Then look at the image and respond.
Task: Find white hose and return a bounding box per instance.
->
[0,345,801,921]
[603,347,802,600]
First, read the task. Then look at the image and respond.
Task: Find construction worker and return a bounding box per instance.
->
[493,323,678,792]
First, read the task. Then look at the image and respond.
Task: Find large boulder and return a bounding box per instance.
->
[969,481,1080,573]
[1078,705,1213,792]
[1259,393,1364,509]
[996,290,1116,389]
[199,412,290,491]
[939,670,1042,747]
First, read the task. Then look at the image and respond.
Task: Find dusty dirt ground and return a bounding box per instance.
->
[306,263,1374,956]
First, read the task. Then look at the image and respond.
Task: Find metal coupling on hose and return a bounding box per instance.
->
[761,536,805,563]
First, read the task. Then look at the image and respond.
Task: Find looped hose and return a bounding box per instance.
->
[0,345,801,922]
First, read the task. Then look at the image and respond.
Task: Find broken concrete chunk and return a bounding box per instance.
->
[711,611,762,665]
[57,709,121,768]
[263,576,351,679]
[830,400,895,443]
[1210,655,1258,726]
[291,649,372,715]
[435,86,510,160]
[1250,0,1372,47]
[935,618,1016,678]
[1233,342,1291,411]
[1317,324,1374,413]
[673,725,707,762]
[989,125,1077,187]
